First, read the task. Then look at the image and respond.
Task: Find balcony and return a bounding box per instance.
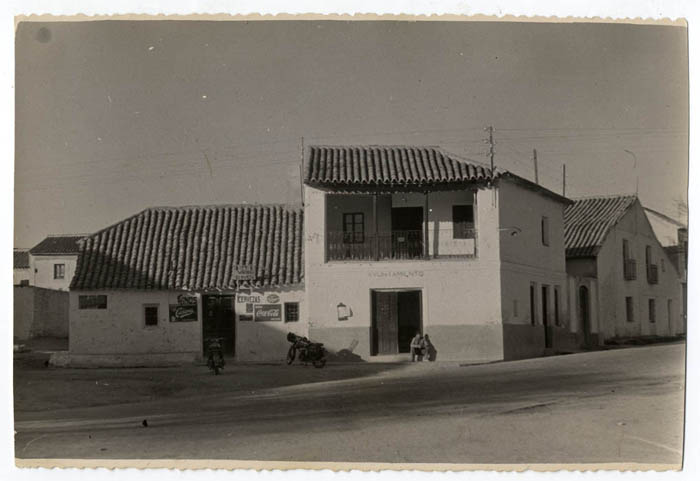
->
[326,229,477,261]
[647,264,659,284]
[623,258,637,281]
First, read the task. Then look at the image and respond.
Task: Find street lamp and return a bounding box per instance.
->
[623,149,639,195]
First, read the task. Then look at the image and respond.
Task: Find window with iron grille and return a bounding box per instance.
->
[541,216,550,246]
[54,263,65,279]
[452,205,475,239]
[648,299,656,323]
[78,295,107,309]
[284,302,300,322]
[144,305,159,327]
[343,213,365,244]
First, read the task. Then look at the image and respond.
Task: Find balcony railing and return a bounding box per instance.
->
[647,264,659,284]
[326,229,476,261]
[623,258,637,281]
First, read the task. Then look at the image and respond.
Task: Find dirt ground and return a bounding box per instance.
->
[14,341,407,412]
[13,342,685,465]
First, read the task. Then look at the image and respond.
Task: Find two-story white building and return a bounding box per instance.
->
[303,145,573,362]
[564,196,682,344]
[29,235,84,291]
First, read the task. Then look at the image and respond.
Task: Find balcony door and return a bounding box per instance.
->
[391,207,423,259]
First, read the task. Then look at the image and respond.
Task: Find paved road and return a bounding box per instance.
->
[15,343,685,466]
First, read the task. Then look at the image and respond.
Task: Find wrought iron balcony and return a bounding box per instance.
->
[623,258,637,281]
[326,229,476,261]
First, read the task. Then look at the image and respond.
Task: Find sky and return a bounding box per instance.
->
[14,20,688,248]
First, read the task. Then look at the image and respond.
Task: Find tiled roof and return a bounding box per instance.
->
[304,145,496,189]
[71,205,304,291]
[13,250,29,269]
[30,235,84,255]
[565,195,637,258]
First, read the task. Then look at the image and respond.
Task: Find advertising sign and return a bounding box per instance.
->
[169,294,198,322]
[254,304,282,322]
[231,264,255,280]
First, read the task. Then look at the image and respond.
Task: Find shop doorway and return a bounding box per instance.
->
[202,295,235,356]
[579,286,591,347]
[371,289,422,355]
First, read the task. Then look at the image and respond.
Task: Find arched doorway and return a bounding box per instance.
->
[579,286,591,347]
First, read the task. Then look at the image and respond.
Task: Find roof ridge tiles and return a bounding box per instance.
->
[569,194,638,201]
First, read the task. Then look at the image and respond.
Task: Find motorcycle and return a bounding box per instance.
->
[206,337,226,375]
[286,332,327,368]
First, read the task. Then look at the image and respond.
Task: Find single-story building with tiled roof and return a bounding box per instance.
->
[55,204,305,367]
[564,195,683,344]
[29,234,85,291]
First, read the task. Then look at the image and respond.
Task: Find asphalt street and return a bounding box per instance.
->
[14,343,685,466]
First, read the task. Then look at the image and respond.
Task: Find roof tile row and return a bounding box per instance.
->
[304,145,495,188]
[564,196,637,257]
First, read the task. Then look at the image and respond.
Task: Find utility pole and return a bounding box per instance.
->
[484,125,496,207]
[486,125,495,173]
[533,148,539,185]
[299,136,305,206]
[562,164,567,197]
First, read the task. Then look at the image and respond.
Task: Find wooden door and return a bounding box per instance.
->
[579,286,590,347]
[542,286,552,348]
[372,291,399,355]
[397,291,422,353]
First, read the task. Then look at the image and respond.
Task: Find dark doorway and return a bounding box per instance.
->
[203,295,235,356]
[579,286,591,347]
[371,290,422,355]
[391,207,423,259]
[542,285,552,348]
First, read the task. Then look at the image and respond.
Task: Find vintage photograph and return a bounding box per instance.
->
[12,18,688,469]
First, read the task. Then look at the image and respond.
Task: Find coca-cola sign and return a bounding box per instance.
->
[254,304,282,322]
[169,294,198,322]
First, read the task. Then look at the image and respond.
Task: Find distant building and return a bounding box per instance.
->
[565,196,682,344]
[644,206,687,247]
[13,249,32,286]
[29,235,84,291]
[644,207,688,332]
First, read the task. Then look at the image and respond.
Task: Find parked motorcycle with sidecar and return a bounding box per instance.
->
[286,332,327,368]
